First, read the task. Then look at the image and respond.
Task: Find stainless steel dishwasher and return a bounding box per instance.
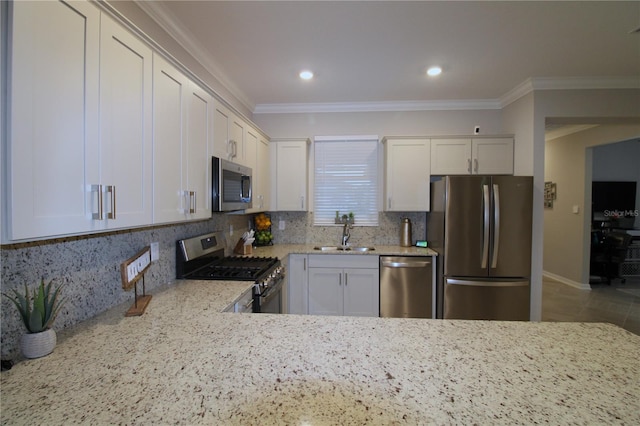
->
[379,256,433,318]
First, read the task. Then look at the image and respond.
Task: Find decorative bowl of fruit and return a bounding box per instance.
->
[253,213,273,246]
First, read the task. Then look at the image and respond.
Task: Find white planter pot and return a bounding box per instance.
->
[21,329,57,359]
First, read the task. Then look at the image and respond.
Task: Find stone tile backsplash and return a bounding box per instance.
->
[1,210,424,360]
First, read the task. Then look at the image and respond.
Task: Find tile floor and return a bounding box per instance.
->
[542,276,640,336]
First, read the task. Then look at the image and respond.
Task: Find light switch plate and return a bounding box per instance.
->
[150,242,159,261]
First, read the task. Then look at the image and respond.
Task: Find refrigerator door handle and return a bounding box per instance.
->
[491,183,500,269]
[481,184,490,268]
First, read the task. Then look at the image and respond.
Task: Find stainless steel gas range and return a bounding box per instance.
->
[176,232,285,313]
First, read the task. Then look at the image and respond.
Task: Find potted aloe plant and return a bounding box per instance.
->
[3,279,65,359]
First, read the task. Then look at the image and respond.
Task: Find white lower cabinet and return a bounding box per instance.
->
[287,254,308,314]
[307,255,379,317]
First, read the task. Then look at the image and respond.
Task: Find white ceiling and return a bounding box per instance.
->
[137,1,640,113]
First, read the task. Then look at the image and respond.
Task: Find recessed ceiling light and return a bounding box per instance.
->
[299,70,314,80]
[427,66,442,77]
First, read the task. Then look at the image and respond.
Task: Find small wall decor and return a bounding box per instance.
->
[544,181,557,208]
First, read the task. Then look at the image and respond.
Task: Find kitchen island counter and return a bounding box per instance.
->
[2,279,639,424]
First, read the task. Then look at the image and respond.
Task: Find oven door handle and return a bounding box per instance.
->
[259,279,284,306]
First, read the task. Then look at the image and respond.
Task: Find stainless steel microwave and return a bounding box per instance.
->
[212,157,252,212]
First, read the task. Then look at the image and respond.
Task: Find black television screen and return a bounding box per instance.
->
[591,181,637,216]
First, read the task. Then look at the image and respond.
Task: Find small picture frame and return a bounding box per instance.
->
[544,181,557,208]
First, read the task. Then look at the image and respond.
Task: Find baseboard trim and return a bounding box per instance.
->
[543,271,591,290]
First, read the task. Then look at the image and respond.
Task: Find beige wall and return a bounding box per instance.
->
[544,126,640,287]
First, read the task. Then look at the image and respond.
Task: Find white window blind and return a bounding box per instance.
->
[314,138,378,226]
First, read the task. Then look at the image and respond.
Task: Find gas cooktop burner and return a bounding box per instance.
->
[176,232,280,282]
[192,257,278,281]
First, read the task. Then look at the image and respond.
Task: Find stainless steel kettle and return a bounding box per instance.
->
[400,218,412,247]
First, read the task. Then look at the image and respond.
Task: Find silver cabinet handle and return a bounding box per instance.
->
[301,195,304,209]
[481,184,490,268]
[107,185,116,219]
[491,184,500,269]
[303,258,306,270]
[339,273,342,286]
[92,184,104,220]
[388,197,392,209]
[467,158,472,174]
[474,158,479,173]
[189,191,196,214]
[345,272,348,286]
[233,140,238,158]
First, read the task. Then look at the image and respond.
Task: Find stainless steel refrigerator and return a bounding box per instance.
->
[427,176,533,320]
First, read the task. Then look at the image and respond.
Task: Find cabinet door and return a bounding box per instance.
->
[243,128,259,213]
[7,0,100,240]
[229,115,245,164]
[473,138,514,175]
[256,136,271,211]
[152,54,188,223]
[430,139,472,175]
[274,141,308,211]
[287,254,308,314]
[385,139,430,211]
[185,82,213,220]
[308,268,343,316]
[99,14,153,229]
[343,268,380,317]
[213,101,231,160]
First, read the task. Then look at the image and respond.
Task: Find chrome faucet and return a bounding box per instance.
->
[342,222,353,246]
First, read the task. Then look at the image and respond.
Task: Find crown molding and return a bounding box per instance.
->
[133,0,256,113]
[253,99,502,114]
[500,76,640,108]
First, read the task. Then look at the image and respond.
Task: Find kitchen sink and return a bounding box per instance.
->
[313,246,375,252]
[313,246,348,251]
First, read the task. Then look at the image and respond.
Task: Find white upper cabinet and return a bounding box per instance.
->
[245,127,270,213]
[5,0,100,241]
[213,100,231,160]
[383,138,431,212]
[270,139,309,211]
[431,137,514,175]
[98,13,153,229]
[473,138,514,175]
[152,54,189,223]
[184,83,214,220]
[153,54,212,223]
[213,100,245,164]
[256,135,271,212]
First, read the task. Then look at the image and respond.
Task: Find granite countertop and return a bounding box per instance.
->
[2,278,639,424]
[251,243,438,260]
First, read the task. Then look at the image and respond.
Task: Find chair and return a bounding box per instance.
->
[590,231,633,285]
